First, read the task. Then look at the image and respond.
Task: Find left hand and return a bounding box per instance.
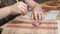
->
[31,11,44,22]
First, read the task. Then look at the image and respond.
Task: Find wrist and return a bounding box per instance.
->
[9,6,14,15]
[33,5,43,12]
[10,3,18,15]
[6,6,12,15]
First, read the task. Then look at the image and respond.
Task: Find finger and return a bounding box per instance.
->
[18,4,27,9]
[37,13,40,22]
[21,6,28,15]
[17,6,25,15]
[41,13,44,19]
[34,12,38,21]
[19,8,25,15]
[13,7,22,14]
[39,13,44,21]
[18,6,27,15]
[38,13,41,21]
[21,7,27,15]
[31,14,34,19]
[19,2,28,7]
[32,12,36,20]
[17,8,23,14]
[18,5,28,15]
[41,14,42,20]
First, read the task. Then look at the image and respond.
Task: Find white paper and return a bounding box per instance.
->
[44,10,59,20]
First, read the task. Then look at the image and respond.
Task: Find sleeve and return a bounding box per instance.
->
[0,14,21,26]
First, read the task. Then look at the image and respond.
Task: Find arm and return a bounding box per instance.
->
[24,0,43,11]
[0,2,28,19]
[0,6,11,19]
[24,0,43,21]
[24,0,40,8]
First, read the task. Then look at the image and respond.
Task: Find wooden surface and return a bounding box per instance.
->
[1,10,60,34]
[1,21,58,34]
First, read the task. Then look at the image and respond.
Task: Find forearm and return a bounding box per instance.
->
[24,0,38,8]
[0,6,12,19]
[24,0,43,12]
[33,4,43,12]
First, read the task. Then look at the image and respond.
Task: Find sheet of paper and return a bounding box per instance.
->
[44,10,59,20]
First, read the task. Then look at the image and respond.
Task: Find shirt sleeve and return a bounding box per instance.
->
[0,14,21,26]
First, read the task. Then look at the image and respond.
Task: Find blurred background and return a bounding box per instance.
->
[0,0,55,8]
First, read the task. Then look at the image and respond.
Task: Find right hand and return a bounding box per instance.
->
[11,2,28,15]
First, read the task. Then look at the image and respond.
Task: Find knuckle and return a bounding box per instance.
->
[25,4,28,7]
[19,2,23,3]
